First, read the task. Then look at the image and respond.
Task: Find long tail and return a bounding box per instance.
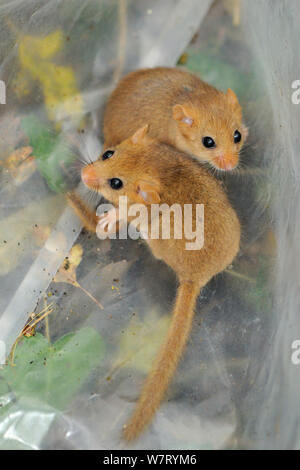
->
[123,281,199,441]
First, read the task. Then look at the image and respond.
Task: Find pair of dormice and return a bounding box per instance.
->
[74,67,243,442]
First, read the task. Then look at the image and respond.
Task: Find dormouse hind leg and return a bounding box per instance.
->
[66,191,99,233]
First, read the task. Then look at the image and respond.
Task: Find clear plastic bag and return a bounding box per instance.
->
[0,0,299,450]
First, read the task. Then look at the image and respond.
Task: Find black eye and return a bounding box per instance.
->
[109,178,123,190]
[234,130,242,143]
[202,136,216,148]
[102,150,114,160]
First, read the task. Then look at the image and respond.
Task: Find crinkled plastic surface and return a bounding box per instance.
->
[0,0,298,450]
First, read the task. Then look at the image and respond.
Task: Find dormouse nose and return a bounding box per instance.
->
[81,164,104,187]
[213,153,238,171]
[222,156,238,170]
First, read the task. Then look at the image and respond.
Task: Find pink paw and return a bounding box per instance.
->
[96,208,119,238]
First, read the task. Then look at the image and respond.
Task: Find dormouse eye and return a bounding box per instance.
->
[234,130,242,143]
[109,178,123,190]
[102,150,115,161]
[202,136,216,149]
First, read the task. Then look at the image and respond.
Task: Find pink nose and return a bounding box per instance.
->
[223,160,236,170]
[214,155,238,171]
[81,165,102,187]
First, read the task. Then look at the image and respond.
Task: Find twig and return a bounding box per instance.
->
[67,276,104,310]
[43,296,51,344]
[8,303,54,366]
[225,268,256,283]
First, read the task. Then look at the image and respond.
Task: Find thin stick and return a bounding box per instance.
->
[43,296,51,344]
[22,308,54,336]
[225,268,256,283]
[8,303,54,366]
[66,276,104,310]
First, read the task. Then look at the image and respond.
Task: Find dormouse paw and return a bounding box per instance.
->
[96,208,119,238]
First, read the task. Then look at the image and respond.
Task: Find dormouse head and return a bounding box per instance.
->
[172,88,248,171]
[81,125,161,207]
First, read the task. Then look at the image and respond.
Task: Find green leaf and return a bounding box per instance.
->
[21,114,76,192]
[0,327,105,411]
[183,50,256,100]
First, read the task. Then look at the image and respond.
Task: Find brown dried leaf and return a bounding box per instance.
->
[54,244,83,285]
[0,146,36,184]
[53,244,104,310]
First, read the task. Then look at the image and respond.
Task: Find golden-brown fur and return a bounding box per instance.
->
[103,67,247,170]
[66,191,99,232]
[69,126,241,441]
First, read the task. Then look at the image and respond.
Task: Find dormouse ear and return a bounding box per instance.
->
[172,104,194,127]
[226,88,240,108]
[130,124,151,145]
[133,179,160,205]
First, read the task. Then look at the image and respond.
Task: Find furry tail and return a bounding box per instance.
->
[123,281,199,441]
